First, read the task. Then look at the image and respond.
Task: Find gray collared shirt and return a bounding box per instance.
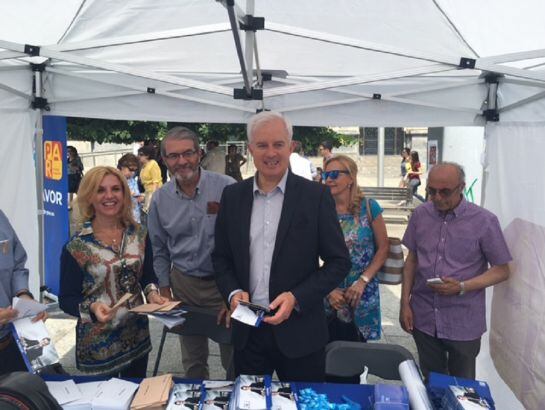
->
[0,210,29,338]
[248,170,288,306]
[147,169,235,286]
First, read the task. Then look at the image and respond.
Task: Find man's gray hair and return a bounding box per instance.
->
[246,111,293,143]
[431,161,466,184]
[161,126,200,156]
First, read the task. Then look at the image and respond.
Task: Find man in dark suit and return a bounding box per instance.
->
[212,111,350,382]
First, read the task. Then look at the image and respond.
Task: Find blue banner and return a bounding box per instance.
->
[43,116,69,296]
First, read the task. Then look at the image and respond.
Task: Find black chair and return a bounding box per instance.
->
[325,341,416,381]
[152,305,232,377]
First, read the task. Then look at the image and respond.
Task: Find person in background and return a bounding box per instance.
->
[225,144,247,182]
[0,210,48,375]
[314,166,323,183]
[323,155,389,341]
[407,151,426,202]
[138,145,163,221]
[318,140,334,168]
[399,147,411,188]
[400,162,511,380]
[212,111,350,382]
[117,153,144,223]
[147,127,235,380]
[289,141,313,180]
[201,140,226,175]
[59,166,167,377]
[67,145,84,208]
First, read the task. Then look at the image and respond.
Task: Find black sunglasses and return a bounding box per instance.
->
[322,170,350,181]
[426,184,462,197]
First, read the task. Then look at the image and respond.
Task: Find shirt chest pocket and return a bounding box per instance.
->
[0,240,14,270]
[448,235,479,262]
[204,215,217,236]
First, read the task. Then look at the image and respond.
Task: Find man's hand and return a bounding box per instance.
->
[217,305,231,328]
[0,307,17,325]
[327,288,347,311]
[229,291,249,312]
[345,280,365,309]
[147,292,169,305]
[399,303,413,333]
[159,286,173,301]
[90,302,115,323]
[427,276,462,296]
[263,292,296,326]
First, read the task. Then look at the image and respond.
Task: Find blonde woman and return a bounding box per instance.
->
[323,155,389,340]
[59,166,167,376]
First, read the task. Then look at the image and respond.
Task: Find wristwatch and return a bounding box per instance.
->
[144,283,159,298]
[359,275,370,285]
[458,281,466,296]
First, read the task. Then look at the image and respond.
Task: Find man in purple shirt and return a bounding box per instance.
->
[400,162,511,380]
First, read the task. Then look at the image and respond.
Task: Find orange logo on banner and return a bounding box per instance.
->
[44,141,63,180]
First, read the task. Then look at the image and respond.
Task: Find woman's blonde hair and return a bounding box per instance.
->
[77,166,136,227]
[324,154,364,217]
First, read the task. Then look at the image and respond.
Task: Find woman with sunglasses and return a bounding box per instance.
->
[59,166,167,377]
[118,153,144,223]
[322,155,389,341]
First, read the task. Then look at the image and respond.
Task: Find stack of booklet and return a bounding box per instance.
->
[131,374,174,410]
[130,301,187,329]
[442,386,492,410]
[46,378,139,410]
[230,376,297,410]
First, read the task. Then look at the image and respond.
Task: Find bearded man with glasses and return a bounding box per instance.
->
[147,126,236,379]
[400,162,511,381]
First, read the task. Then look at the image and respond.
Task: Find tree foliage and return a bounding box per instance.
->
[67,118,350,154]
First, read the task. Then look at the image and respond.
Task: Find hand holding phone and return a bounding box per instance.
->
[426,277,444,285]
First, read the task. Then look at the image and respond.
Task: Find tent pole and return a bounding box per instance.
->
[226,1,252,95]
[33,68,45,300]
[244,0,255,91]
[377,127,385,187]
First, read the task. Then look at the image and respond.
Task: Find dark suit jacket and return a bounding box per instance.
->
[212,171,350,358]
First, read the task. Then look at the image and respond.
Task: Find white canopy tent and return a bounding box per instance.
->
[2,1,545,408]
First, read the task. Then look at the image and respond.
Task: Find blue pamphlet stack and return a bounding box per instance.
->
[427,372,495,410]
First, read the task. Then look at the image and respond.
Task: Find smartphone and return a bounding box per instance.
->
[239,300,273,315]
[426,278,444,285]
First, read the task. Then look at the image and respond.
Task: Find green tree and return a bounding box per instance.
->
[67,118,348,155]
[67,118,167,143]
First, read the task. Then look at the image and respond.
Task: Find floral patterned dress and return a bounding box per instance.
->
[325,198,382,340]
[59,222,157,375]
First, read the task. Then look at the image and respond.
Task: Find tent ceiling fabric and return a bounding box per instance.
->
[1,0,545,126]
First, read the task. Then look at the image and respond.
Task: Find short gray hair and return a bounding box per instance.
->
[430,161,466,184]
[246,111,293,143]
[161,126,200,157]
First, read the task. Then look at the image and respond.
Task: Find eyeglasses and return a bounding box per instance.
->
[322,170,350,181]
[426,184,462,197]
[128,167,138,172]
[164,150,198,161]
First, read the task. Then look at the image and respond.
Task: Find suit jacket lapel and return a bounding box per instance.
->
[240,178,254,287]
[271,171,300,267]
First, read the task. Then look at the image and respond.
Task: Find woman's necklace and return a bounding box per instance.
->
[94,225,124,252]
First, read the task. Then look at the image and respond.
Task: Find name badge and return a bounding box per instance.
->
[207,201,220,215]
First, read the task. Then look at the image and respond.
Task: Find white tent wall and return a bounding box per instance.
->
[0,109,40,299]
[481,123,545,409]
[442,127,484,204]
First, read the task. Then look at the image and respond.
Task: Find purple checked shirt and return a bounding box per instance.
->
[402,198,512,341]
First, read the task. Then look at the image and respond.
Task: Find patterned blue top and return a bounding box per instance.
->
[325,198,383,340]
[127,176,142,223]
[59,222,156,375]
